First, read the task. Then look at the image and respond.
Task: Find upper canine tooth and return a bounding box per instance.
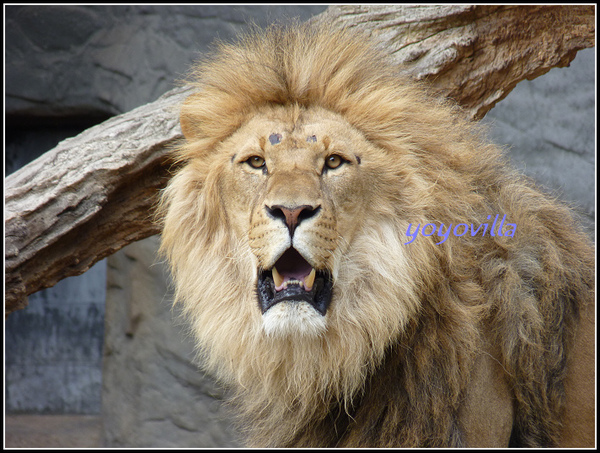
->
[272,267,284,288]
[304,268,316,291]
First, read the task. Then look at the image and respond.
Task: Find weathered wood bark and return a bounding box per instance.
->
[314,5,595,120]
[4,5,594,316]
[5,86,191,315]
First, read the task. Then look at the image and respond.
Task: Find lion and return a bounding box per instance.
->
[158,23,595,447]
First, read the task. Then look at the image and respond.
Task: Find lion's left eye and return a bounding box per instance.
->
[325,154,345,170]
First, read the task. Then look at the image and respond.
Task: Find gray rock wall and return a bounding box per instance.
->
[6,5,327,119]
[482,48,595,234]
[103,236,240,447]
[5,261,106,414]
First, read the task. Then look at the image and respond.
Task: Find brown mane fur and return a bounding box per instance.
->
[158,23,595,447]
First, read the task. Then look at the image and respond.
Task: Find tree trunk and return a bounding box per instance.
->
[5,87,191,315]
[314,5,595,120]
[4,5,594,316]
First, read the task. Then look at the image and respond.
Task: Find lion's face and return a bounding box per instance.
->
[162,98,424,412]
[216,105,381,337]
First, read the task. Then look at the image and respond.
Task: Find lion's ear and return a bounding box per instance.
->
[179,93,203,140]
[180,114,196,140]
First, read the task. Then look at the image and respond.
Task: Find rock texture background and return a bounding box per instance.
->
[5,5,594,448]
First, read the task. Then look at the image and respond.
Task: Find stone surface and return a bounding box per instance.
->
[5,5,328,119]
[102,236,241,447]
[482,47,595,234]
[4,415,102,448]
[5,260,106,414]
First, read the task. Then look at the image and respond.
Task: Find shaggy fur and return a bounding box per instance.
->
[158,23,595,447]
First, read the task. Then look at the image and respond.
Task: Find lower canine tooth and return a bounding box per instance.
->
[272,267,284,288]
[304,268,316,291]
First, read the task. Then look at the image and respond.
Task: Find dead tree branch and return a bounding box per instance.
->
[5,5,594,315]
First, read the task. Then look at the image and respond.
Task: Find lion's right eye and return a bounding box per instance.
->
[324,154,347,171]
[245,156,266,169]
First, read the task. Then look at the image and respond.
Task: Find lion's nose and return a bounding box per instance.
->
[266,204,320,237]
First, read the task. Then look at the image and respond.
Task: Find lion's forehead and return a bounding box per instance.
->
[237,107,358,153]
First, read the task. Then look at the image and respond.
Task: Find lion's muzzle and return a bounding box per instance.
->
[257,247,333,316]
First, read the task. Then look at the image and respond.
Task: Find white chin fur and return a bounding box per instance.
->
[262,301,327,338]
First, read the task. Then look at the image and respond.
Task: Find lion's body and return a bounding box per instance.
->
[159,24,595,447]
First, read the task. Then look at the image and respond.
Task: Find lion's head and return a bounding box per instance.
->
[158,23,521,445]
[201,102,428,339]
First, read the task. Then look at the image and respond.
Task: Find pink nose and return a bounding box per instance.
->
[266,204,320,237]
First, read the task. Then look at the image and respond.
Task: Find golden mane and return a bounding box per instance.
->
[159,22,595,447]
[178,23,472,155]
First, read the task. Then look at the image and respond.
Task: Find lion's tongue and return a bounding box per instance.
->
[272,248,315,292]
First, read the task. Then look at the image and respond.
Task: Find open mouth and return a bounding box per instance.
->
[257,248,333,316]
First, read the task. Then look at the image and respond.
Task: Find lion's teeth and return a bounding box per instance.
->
[272,267,284,288]
[304,268,316,291]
